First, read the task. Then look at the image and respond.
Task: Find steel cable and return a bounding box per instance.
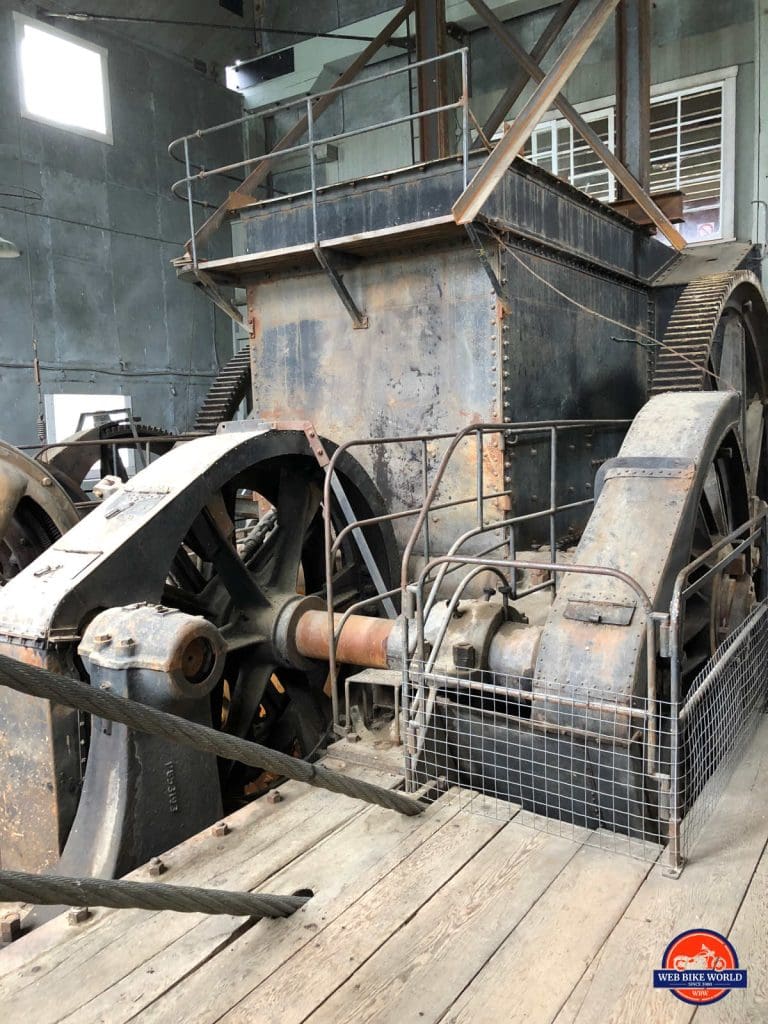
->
[0,652,422,817]
[0,869,308,918]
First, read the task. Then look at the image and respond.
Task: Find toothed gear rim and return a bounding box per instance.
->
[195,347,252,432]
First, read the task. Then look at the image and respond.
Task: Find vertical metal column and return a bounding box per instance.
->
[615,0,651,195]
[415,0,450,160]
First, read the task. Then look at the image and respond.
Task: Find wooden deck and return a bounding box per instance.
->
[2,719,768,1024]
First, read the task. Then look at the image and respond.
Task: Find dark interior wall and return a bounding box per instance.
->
[0,2,242,446]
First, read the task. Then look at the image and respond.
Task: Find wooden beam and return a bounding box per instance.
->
[481,0,580,142]
[454,0,621,226]
[616,0,651,192]
[457,0,686,250]
[609,189,684,228]
[415,0,450,160]
[188,0,415,255]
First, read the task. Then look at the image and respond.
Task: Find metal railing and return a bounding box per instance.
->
[321,417,627,734]
[401,509,768,876]
[169,49,471,269]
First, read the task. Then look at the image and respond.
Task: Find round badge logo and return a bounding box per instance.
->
[652,929,747,1005]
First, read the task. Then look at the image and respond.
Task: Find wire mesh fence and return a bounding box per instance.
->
[405,662,667,863]
[404,599,768,873]
[676,600,768,864]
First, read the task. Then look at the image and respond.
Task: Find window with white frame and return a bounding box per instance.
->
[522,69,736,244]
[527,107,616,204]
[13,12,113,144]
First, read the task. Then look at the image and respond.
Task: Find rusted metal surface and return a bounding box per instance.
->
[0,440,80,558]
[415,0,450,161]
[454,0,623,226]
[0,443,83,872]
[609,189,684,227]
[0,644,81,872]
[247,242,504,555]
[233,156,671,283]
[295,610,394,668]
[459,0,685,249]
[615,0,651,194]
[531,391,744,736]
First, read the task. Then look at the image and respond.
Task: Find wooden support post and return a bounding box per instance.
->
[481,0,580,142]
[415,0,450,160]
[457,0,685,249]
[616,0,651,194]
[188,1,415,255]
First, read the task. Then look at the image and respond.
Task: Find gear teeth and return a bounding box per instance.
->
[650,271,760,396]
[194,348,252,432]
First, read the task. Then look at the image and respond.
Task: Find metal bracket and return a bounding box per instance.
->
[313,245,369,329]
[656,613,671,659]
[192,268,245,329]
[564,599,635,626]
[464,223,512,315]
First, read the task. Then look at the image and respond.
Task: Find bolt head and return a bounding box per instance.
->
[345,733,361,744]
[211,821,230,837]
[1,913,21,942]
[266,789,284,803]
[452,642,477,670]
[148,857,167,877]
[67,907,91,926]
[41,476,52,487]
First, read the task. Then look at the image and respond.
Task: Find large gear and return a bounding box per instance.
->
[194,347,252,432]
[651,269,768,497]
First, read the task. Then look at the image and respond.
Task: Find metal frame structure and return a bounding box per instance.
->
[171,48,470,327]
[320,417,630,733]
[168,0,687,320]
[456,0,684,247]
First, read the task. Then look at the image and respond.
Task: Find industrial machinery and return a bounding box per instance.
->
[1,19,768,891]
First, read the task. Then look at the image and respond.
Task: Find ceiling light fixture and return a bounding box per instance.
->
[0,235,21,259]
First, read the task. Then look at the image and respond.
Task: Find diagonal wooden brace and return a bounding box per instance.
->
[456,0,686,251]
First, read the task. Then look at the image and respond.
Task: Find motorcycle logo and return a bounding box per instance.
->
[653,929,747,1005]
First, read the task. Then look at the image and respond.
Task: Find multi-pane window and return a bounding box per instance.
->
[523,78,732,243]
[649,88,723,241]
[527,108,615,203]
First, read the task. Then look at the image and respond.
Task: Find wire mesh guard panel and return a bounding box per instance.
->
[405,600,768,867]
[678,600,768,862]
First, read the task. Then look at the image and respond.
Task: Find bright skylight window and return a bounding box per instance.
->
[14,14,112,143]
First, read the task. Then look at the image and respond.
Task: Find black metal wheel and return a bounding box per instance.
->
[38,421,174,503]
[158,435,399,806]
[0,440,80,584]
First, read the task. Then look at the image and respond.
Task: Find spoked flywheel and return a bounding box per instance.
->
[0,426,397,876]
[161,442,398,805]
[0,440,80,584]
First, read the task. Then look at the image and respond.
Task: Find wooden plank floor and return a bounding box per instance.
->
[2,720,768,1024]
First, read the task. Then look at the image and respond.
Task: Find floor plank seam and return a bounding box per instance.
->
[122,917,258,1024]
[432,831,587,1024]
[216,800,507,1024]
[6,798,375,1018]
[549,853,657,1024]
[688,829,768,1023]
